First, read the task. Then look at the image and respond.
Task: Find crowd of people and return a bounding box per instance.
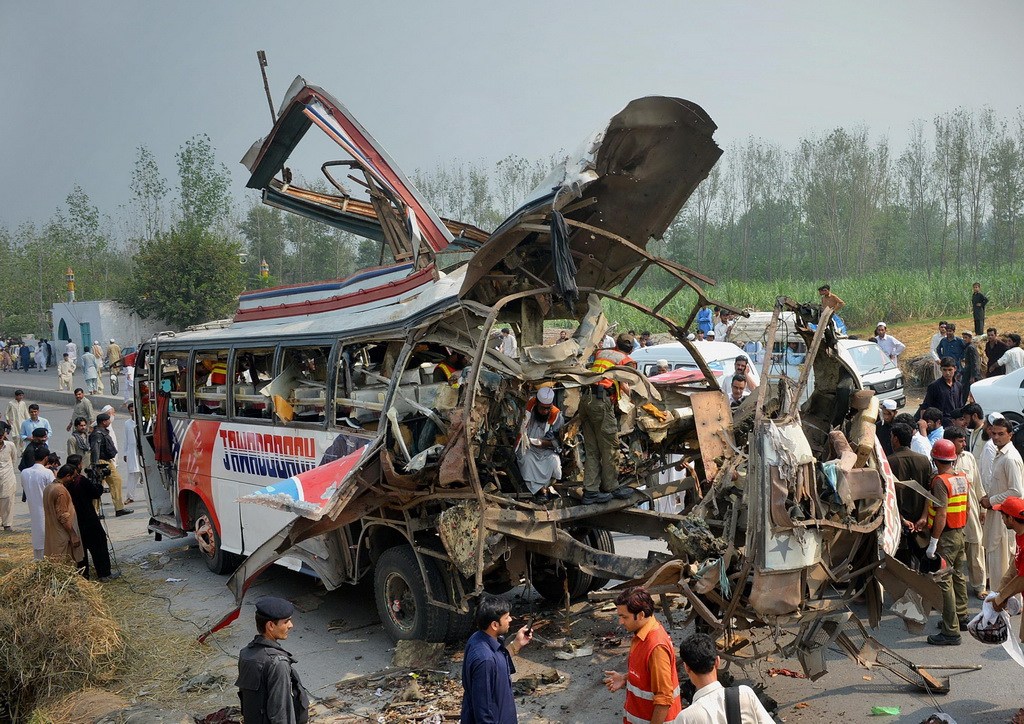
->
[0,388,141,583]
[0,337,130,398]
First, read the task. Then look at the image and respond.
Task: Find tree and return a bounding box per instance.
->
[130,145,169,241]
[119,226,244,328]
[176,134,233,233]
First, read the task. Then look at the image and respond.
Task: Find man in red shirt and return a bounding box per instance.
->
[991,496,1024,643]
[603,587,682,724]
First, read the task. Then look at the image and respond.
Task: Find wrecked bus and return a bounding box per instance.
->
[131,76,957,690]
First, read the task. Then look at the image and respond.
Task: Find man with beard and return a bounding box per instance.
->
[66,417,91,460]
[67,389,96,433]
[64,454,116,580]
[876,399,898,456]
[44,464,83,566]
[460,596,532,724]
[515,386,565,504]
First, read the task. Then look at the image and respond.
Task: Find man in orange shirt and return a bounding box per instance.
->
[603,587,682,724]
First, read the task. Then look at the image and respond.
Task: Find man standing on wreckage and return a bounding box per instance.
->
[579,332,638,505]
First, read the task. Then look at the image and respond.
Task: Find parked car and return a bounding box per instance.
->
[968,367,1024,426]
[631,340,756,384]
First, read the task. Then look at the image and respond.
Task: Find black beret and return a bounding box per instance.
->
[255,596,294,620]
[96,413,110,423]
[32,427,49,438]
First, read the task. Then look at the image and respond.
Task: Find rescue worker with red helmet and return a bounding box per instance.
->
[919,438,972,645]
[579,333,636,505]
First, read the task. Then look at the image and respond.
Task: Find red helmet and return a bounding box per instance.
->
[931,438,957,462]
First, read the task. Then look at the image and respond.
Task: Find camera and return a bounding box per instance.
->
[86,463,112,483]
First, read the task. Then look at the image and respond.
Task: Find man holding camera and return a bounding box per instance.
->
[90,412,131,517]
[64,454,115,580]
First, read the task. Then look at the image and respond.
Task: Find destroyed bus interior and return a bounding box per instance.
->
[129,75,965,691]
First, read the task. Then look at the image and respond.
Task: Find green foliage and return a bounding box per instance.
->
[176,134,232,233]
[119,226,244,328]
[603,269,1024,334]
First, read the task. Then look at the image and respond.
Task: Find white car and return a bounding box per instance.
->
[631,340,756,382]
[968,367,1024,426]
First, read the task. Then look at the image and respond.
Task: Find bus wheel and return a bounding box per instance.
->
[374,545,449,642]
[194,500,232,575]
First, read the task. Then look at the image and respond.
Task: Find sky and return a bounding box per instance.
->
[2,1,1022,230]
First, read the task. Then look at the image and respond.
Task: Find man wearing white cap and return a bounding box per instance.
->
[655,359,670,375]
[876,398,898,456]
[516,386,565,504]
[873,323,906,363]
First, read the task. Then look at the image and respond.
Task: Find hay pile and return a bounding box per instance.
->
[0,559,127,720]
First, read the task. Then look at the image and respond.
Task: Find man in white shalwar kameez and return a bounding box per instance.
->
[4,390,29,455]
[0,424,17,530]
[516,387,565,504]
[122,403,141,503]
[981,418,1024,592]
[22,447,55,560]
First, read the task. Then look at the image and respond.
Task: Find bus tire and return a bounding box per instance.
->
[194,499,234,575]
[374,545,449,642]
[584,528,615,593]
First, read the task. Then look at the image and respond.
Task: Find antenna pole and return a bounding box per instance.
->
[257,50,276,124]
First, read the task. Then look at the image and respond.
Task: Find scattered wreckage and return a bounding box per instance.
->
[131,73,971,692]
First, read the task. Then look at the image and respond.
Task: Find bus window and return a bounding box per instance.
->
[275,346,330,425]
[193,350,228,416]
[159,352,189,413]
[232,348,274,419]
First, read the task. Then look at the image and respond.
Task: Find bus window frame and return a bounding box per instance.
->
[156,347,191,417]
[191,347,230,419]
[228,345,279,424]
[274,341,336,430]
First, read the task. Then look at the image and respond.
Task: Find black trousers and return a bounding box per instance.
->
[974,311,985,336]
[78,529,111,579]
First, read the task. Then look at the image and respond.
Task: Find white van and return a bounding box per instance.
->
[635,327,905,408]
[726,311,905,408]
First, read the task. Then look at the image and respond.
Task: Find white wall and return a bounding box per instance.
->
[51,301,170,357]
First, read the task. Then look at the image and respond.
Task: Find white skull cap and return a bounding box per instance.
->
[536,387,555,405]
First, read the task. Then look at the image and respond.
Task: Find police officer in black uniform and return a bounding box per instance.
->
[236,596,310,724]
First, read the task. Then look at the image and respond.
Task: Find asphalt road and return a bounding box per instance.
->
[4,395,1021,722]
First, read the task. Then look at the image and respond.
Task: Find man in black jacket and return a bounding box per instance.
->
[19,428,49,472]
[236,597,309,724]
[920,358,963,423]
[972,283,988,336]
[889,423,933,570]
[63,455,116,580]
[89,413,131,517]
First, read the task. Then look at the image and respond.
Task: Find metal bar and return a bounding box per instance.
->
[754,301,783,426]
[256,50,276,124]
[619,261,652,299]
[788,306,833,418]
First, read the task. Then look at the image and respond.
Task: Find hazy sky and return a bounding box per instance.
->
[2,2,1022,229]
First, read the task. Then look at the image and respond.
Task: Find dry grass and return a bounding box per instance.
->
[0,558,126,721]
[0,531,224,722]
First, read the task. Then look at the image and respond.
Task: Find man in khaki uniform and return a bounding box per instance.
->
[981,418,1024,592]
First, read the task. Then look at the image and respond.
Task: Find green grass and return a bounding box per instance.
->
[601,269,1024,333]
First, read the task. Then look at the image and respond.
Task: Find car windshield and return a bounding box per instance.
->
[845,343,894,375]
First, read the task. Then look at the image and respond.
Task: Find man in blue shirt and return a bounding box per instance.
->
[461,596,532,723]
[935,322,967,371]
[20,404,52,442]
